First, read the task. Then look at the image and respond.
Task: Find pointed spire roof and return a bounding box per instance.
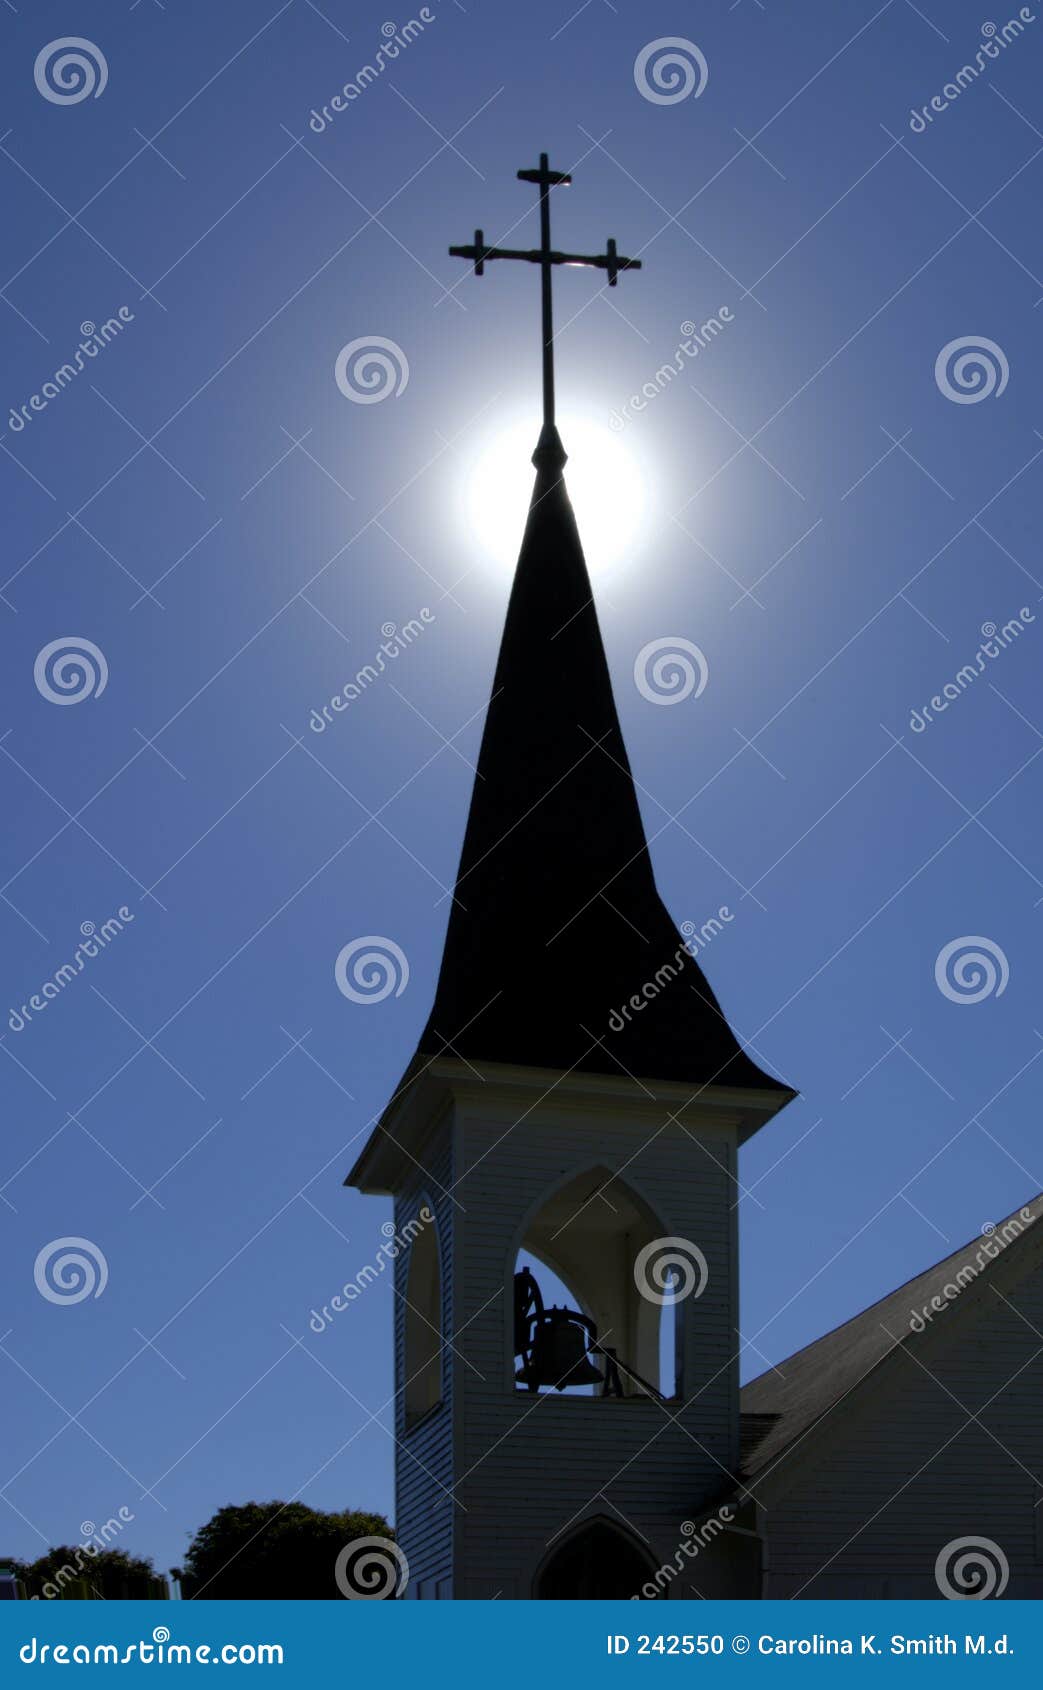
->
[413,427,790,1096]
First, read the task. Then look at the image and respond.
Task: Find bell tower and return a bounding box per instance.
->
[345,155,793,1599]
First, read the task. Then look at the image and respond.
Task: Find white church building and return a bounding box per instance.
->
[347,158,1043,1601]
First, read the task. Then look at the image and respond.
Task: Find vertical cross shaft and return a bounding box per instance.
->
[537,158,557,428]
[518,153,572,431]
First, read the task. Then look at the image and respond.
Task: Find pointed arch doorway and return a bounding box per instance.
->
[534,1518,661,1599]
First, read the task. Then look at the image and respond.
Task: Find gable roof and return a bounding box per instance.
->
[740,1190,1043,1478]
[410,429,791,1096]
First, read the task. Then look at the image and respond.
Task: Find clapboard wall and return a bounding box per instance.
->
[446,1077,746,1598]
[760,1236,1043,1598]
[393,1106,455,1598]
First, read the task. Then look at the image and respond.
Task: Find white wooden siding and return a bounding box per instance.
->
[393,1116,455,1596]
[760,1251,1043,1598]
[449,1090,743,1597]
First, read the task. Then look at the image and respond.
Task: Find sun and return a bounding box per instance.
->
[462,414,648,577]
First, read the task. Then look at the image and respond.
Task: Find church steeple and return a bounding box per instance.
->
[406,150,790,1097]
[415,432,789,1095]
[344,156,794,1600]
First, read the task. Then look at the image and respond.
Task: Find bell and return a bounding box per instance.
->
[516,1307,604,1392]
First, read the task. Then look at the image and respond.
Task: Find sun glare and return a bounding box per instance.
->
[463,415,647,576]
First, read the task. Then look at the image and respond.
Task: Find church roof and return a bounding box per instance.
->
[739,1189,1043,1479]
[410,429,791,1096]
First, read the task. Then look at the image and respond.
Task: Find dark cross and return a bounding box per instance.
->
[450,152,642,437]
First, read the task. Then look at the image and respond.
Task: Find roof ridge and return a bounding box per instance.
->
[738,1190,1043,1482]
[745,1188,1043,1392]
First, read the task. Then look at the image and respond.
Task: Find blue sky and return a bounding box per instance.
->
[1,0,1042,1575]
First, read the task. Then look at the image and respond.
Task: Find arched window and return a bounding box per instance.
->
[512,1167,680,1400]
[535,1518,661,1599]
[403,1205,442,1426]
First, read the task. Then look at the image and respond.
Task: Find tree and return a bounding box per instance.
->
[9,1547,164,1600]
[1,1559,30,1599]
[182,1501,393,1599]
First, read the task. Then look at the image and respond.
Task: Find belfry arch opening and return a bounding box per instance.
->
[403,1202,442,1426]
[512,1167,679,1400]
